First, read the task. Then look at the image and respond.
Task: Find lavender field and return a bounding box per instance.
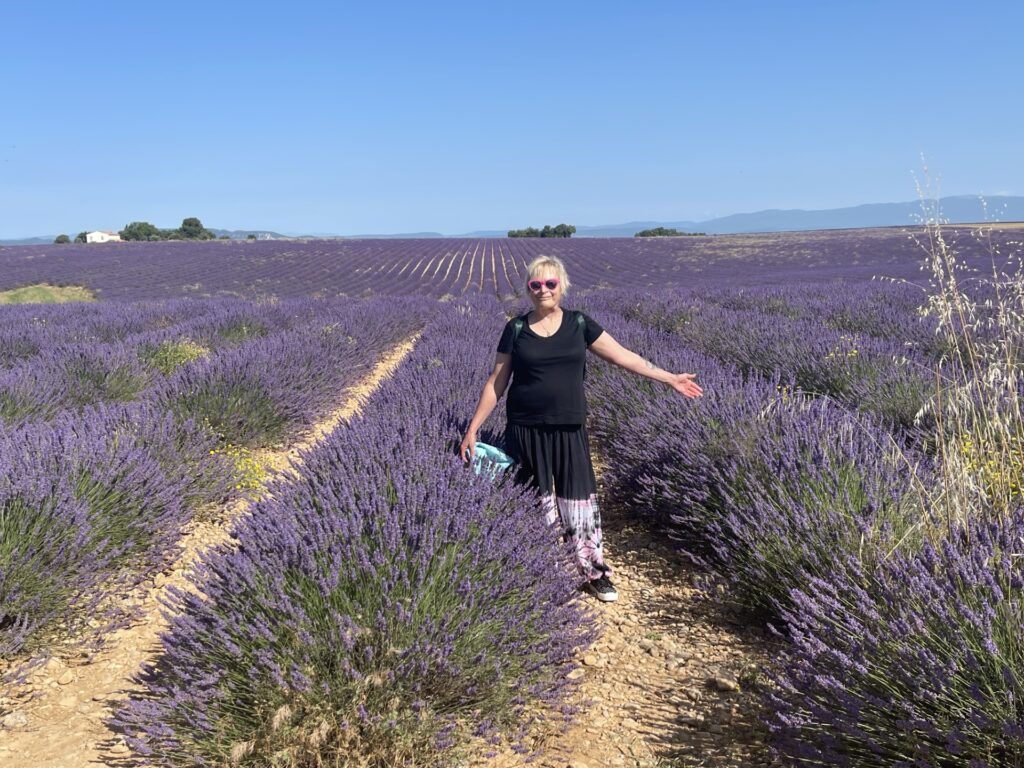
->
[2,227,1023,766]
[0,226,1017,300]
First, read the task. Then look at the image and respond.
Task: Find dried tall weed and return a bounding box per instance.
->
[907,173,1024,531]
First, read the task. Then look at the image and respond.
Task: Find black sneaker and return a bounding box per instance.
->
[585,576,618,602]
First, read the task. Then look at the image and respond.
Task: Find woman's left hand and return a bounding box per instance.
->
[669,372,704,398]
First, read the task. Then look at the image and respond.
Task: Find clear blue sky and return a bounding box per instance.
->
[2,1,1021,237]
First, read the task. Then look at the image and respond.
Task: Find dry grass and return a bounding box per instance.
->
[904,204,1024,531]
[0,283,95,304]
[940,221,1024,231]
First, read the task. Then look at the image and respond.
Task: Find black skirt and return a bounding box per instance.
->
[504,423,598,500]
[504,423,611,581]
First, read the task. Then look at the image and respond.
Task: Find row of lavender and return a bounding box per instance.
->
[0,226,1014,301]
[578,289,1023,764]
[2,299,421,439]
[0,297,426,667]
[111,298,594,766]
[589,282,941,435]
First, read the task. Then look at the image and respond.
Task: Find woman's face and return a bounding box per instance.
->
[527,268,563,311]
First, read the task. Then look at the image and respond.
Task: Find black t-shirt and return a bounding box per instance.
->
[496,309,605,426]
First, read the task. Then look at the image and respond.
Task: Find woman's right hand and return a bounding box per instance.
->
[669,372,704,398]
[459,432,477,464]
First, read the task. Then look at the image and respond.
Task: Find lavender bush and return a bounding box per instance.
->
[578,305,779,536]
[0,360,66,423]
[0,459,103,658]
[698,281,942,357]
[597,288,934,433]
[0,343,152,425]
[60,344,153,407]
[155,324,406,449]
[0,405,233,658]
[578,302,926,616]
[753,216,1024,762]
[0,327,44,368]
[114,430,588,765]
[113,303,593,766]
[704,397,927,616]
[769,508,1024,766]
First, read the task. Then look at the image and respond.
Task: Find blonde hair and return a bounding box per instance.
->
[526,255,571,295]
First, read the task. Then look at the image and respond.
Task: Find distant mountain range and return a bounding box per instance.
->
[208,228,290,240]
[564,195,1024,237]
[3,195,1021,244]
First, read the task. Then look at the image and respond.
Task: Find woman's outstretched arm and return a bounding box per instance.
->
[588,331,703,398]
[459,352,513,462]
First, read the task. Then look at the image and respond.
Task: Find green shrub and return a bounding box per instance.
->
[140,338,209,375]
[0,390,50,422]
[171,384,288,448]
[64,359,149,407]
[210,443,270,495]
[218,320,270,343]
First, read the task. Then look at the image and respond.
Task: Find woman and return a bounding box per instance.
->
[459,256,703,602]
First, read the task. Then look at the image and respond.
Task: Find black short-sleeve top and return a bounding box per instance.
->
[496,309,605,426]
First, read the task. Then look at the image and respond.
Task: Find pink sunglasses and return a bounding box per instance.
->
[527,278,560,292]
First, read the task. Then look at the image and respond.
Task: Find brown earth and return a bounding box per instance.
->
[0,334,420,766]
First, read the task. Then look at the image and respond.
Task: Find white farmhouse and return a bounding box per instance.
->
[86,230,122,243]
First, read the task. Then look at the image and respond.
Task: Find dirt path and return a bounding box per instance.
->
[471,459,780,768]
[0,334,420,766]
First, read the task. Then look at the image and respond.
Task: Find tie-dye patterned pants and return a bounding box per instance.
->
[505,423,612,582]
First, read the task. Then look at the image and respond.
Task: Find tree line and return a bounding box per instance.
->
[55,217,219,244]
[634,227,706,237]
[507,224,576,238]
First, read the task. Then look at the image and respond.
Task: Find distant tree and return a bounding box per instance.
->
[634,227,705,237]
[118,218,216,242]
[508,223,575,238]
[54,234,71,244]
[120,221,163,241]
[180,217,203,238]
[179,217,214,240]
[246,233,257,241]
[218,235,230,240]
[508,227,537,237]
[74,232,88,244]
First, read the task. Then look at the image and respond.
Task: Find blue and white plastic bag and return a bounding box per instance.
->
[466,441,515,480]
